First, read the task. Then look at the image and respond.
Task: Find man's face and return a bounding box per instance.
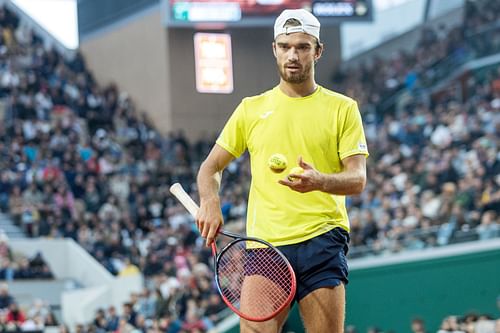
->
[273,32,321,84]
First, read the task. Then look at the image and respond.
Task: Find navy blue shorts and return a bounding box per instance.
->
[277,227,350,301]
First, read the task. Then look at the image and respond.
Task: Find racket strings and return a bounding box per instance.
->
[216,240,294,319]
[247,247,292,302]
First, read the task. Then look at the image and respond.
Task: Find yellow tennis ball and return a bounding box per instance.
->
[287,166,304,181]
[268,153,288,173]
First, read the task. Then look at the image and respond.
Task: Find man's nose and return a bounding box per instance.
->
[287,47,299,61]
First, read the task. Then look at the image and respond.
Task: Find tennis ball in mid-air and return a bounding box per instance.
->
[268,153,288,173]
[287,166,304,181]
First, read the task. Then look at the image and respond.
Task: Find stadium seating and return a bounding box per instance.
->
[0,0,498,332]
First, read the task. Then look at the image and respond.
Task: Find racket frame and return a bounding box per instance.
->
[212,230,297,321]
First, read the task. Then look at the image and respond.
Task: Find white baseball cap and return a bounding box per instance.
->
[274,9,321,41]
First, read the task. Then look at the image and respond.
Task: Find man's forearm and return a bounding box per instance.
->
[318,170,366,195]
[196,144,235,206]
[197,161,222,204]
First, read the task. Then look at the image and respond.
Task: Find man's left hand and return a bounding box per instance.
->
[278,156,324,193]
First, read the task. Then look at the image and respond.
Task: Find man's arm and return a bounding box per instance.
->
[196,144,235,246]
[279,155,366,195]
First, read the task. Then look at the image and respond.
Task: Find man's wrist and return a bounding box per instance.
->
[318,173,329,193]
[200,195,220,206]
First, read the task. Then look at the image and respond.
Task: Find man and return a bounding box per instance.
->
[196,8,368,333]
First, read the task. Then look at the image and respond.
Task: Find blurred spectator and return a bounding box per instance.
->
[122,302,137,327]
[136,288,156,319]
[115,317,134,333]
[93,308,106,331]
[345,325,357,333]
[437,315,464,333]
[105,306,119,332]
[411,317,427,333]
[8,186,23,226]
[475,314,496,333]
[44,311,59,327]
[477,210,500,240]
[203,294,225,325]
[118,257,140,277]
[6,302,25,326]
[20,314,45,331]
[0,283,13,309]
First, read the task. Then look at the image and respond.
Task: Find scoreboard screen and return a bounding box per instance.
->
[165,0,373,27]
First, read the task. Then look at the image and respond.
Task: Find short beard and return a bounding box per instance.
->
[278,62,313,84]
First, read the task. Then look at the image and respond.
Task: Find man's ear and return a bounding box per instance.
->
[272,42,277,58]
[315,42,324,62]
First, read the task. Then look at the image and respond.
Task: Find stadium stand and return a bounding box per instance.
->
[0,0,498,332]
[0,281,59,332]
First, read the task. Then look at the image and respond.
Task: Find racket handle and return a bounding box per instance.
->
[169,183,199,218]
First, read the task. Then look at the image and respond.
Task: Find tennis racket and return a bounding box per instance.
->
[169,183,296,322]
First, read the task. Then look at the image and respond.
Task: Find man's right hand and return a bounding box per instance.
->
[197,197,223,247]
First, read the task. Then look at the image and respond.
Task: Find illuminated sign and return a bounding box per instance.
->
[194,33,234,94]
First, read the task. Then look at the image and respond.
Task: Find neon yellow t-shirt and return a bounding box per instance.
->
[216,85,369,246]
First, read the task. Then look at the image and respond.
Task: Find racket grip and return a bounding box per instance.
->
[169,183,199,218]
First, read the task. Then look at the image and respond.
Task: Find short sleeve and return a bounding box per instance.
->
[216,101,247,158]
[338,101,369,160]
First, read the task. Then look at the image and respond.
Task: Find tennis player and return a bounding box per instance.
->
[196,8,369,333]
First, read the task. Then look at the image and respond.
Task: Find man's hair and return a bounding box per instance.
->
[283,18,321,50]
[283,18,301,27]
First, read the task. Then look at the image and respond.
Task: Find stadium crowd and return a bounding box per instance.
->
[0,282,58,332]
[0,0,497,332]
